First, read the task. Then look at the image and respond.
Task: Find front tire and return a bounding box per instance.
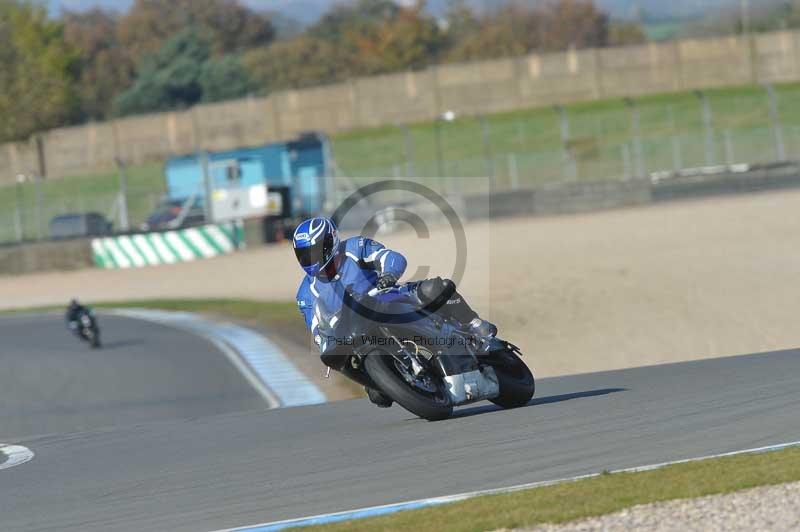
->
[486,349,535,409]
[364,352,453,421]
[88,328,101,349]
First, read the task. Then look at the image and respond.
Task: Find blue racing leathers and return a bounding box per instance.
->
[296,237,407,341]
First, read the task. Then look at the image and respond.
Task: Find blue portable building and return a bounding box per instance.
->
[164,133,329,218]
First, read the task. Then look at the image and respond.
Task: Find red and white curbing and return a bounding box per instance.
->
[0,444,34,471]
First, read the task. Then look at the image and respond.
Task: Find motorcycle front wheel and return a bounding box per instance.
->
[485,349,535,409]
[364,351,453,421]
[86,327,101,349]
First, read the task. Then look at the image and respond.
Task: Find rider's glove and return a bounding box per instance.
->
[375,273,398,291]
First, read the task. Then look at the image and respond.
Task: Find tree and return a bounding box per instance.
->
[243,36,346,92]
[445,0,621,62]
[117,0,275,63]
[445,4,540,62]
[63,8,135,120]
[442,0,481,44]
[608,22,647,46]
[0,1,80,142]
[201,55,254,103]
[352,2,446,74]
[310,0,400,43]
[114,29,210,115]
[538,0,609,51]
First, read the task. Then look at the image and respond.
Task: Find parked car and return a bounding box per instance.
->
[49,213,112,240]
[141,199,206,231]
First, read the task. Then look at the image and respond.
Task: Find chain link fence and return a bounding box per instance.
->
[334,84,800,194]
[2,84,800,246]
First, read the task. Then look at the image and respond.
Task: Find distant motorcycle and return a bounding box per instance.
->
[69,310,101,349]
[317,285,535,421]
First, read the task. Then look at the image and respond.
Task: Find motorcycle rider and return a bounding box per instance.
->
[65,298,91,337]
[293,216,496,408]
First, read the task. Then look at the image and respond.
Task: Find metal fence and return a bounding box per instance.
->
[335,85,800,191]
[0,163,166,245]
[2,84,799,246]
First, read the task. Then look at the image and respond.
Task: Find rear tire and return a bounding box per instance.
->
[486,349,535,409]
[364,353,453,421]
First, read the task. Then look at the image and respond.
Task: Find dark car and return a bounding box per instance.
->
[141,199,206,231]
[49,213,113,240]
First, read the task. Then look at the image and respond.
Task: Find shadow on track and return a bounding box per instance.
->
[100,339,146,350]
[451,388,628,418]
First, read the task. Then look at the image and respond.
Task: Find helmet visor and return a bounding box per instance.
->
[294,233,336,269]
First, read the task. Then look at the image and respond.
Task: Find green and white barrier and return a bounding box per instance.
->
[91,222,244,269]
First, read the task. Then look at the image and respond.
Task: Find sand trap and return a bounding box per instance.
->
[3,189,800,378]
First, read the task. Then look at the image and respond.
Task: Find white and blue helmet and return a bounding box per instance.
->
[292,217,340,277]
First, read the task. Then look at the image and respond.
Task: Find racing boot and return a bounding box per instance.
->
[366,386,393,408]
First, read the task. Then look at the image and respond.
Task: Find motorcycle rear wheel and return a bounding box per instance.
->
[364,352,453,421]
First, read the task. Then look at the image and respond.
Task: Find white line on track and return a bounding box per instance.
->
[0,444,35,471]
[213,439,800,532]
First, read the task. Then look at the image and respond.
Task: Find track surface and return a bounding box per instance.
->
[0,314,265,440]
[1,314,800,532]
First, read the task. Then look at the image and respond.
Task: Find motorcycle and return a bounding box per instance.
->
[317,284,535,421]
[71,310,101,349]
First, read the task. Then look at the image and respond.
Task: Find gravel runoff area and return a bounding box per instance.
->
[521,481,800,532]
[4,189,800,377]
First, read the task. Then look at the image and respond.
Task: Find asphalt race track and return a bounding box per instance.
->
[2,313,800,532]
[0,314,265,440]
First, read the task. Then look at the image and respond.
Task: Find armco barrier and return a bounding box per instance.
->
[462,161,800,221]
[91,222,244,269]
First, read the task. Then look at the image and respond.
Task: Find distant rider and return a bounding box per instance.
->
[292,217,496,408]
[65,299,91,336]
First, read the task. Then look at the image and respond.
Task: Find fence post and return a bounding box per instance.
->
[516,118,526,148]
[695,91,717,166]
[672,136,684,171]
[508,153,520,190]
[621,143,632,179]
[200,150,214,223]
[764,83,786,161]
[625,98,645,178]
[401,125,416,177]
[724,129,735,165]
[14,175,25,242]
[115,158,130,232]
[479,115,495,181]
[554,105,577,180]
[435,119,445,178]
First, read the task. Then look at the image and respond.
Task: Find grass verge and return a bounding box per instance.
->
[303,446,800,532]
[2,299,300,328]
[0,299,305,348]
[98,298,300,329]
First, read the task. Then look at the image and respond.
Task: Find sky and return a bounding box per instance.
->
[46,0,749,23]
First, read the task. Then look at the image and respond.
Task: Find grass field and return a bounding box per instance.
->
[305,446,800,532]
[3,81,800,244]
[331,83,800,188]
